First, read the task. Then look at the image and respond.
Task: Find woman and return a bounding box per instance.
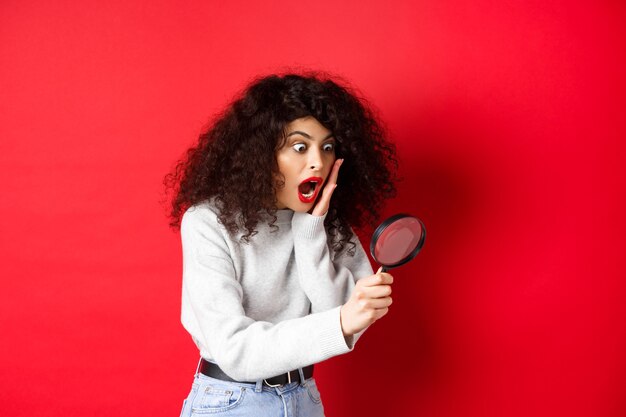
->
[165,72,398,416]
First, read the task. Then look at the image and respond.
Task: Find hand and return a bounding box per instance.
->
[310,159,343,217]
[340,267,393,336]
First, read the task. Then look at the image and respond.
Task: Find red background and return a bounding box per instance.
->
[2,1,625,416]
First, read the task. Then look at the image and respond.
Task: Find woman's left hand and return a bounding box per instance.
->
[310,159,343,216]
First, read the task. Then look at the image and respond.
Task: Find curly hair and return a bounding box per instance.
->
[164,72,398,254]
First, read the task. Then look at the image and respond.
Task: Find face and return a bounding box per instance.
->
[275,117,336,212]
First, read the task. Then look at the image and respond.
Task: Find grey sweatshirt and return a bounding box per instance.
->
[180,201,373,381]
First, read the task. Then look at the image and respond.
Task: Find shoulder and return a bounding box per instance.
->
[181,200,226,239]
[182,200,219,222]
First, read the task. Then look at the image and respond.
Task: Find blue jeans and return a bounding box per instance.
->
[179,370,325,417]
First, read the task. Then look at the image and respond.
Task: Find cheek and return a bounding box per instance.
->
[276,154,301,179]
[325,156,337,175]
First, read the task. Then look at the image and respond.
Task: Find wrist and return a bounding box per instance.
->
[339,304,354,337]
[292,211,327,239]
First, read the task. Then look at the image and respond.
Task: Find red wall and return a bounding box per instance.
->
[2,1,625,416]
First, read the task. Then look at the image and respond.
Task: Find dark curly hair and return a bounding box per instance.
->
[164,72,398,254]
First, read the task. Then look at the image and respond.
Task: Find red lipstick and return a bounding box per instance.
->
[298,176,323,203]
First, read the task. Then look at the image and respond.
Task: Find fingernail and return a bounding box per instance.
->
[376,266,383,274]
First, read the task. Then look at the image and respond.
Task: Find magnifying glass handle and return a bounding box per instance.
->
[380,266,389,273]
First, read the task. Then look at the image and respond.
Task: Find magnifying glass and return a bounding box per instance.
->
[370,213,426,272]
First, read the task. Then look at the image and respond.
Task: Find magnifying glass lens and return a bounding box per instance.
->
[371,214,425,271]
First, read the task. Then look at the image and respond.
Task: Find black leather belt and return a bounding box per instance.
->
[199,358,314,386]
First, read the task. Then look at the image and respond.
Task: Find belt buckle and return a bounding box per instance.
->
[264,371,292,387]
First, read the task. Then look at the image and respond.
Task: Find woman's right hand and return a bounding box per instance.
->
[340,268,393,336]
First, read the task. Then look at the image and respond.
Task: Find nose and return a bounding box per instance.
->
[308,148,324,171]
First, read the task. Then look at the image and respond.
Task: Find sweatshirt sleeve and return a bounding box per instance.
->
[180,207,353,382]
[291,212,375,346]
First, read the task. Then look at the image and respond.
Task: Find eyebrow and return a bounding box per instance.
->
[286,131,335,141]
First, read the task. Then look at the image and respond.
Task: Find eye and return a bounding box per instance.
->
[322,143,335,152]
[292,143,306,153]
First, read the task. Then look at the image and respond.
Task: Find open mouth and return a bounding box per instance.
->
[298,177,323,203]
